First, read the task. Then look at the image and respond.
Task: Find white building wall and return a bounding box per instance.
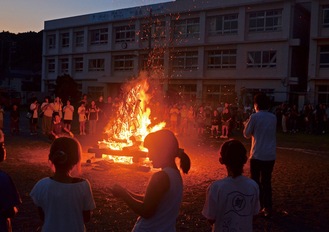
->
[42,0,309,104]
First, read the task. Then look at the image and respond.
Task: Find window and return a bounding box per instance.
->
[168,84,197,101]
[207,49,237,69]
[205,84,236,103]
[47,59,55,73]
[90,28,108,45]
[60,58,69,73]
[249,9,282,32]
[172,51,198,70]
[61,32,70,47]
[74,31,84,47]
[141,21,166,40]
[88,86,104,100]
[47,34,56,49]
[208,14,238,35]
[114,55,134,71]
[320,45,329,68]
[141,53,164,70]
[74,57,84,72]
[323,6,329,28]
[247,50,277,68]
[173,18,200,38]
[115,25,136,43]
[88,59,105,71]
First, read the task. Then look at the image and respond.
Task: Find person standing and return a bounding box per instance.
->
[110,130,190,232]
[243,92,277,218]
[41,96,53,136]
[52,97,63,119]
[0,129,22,232]
[63,100,74,132]
[220,104,231,139]
[87,100,99,135]
[30,97,39,135]
[78,102,87,135]
[202,139,260,232]
[30,137,96,231]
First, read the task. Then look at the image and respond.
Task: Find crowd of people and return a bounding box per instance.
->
[5,94,117,140]
[157,100,329,139]
[0,92,328,231]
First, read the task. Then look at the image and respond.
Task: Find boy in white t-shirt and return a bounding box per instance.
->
[202,139,260,232]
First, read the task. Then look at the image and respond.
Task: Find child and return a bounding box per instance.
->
[220,105,231,139]
[78,101,87,135]
[110,130,190,231]
[63,99,74,132]
[202,139,260,232]
[49,115,73,140]
[30,137,96,231]
[0,129,22,231]
[210,110,220,138]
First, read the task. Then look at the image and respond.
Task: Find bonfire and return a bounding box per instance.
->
[93,77,166,165]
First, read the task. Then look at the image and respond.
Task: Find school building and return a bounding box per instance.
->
[41,0,329,107]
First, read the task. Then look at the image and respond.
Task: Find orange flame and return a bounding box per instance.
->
[98,77,165,164]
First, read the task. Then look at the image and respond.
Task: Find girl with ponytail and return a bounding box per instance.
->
[110,129,190,232]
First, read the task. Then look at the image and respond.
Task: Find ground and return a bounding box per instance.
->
[2,114,329,231]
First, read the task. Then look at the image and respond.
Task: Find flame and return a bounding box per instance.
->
[98,77,165,164]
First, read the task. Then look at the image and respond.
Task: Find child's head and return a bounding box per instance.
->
[48,137,82,174]
[219,139,248,177]
[144,129,190,174]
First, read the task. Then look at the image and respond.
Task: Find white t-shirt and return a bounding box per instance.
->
[132,167,183,232]
[202,175,260,232]
[30,177,96,232]
[63,105,74,120]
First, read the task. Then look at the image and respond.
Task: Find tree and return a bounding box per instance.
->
[54,74,81,104]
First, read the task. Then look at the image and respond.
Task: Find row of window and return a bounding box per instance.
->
[47,9,285,49]
[47,49,278,73]
[48,43,329,73]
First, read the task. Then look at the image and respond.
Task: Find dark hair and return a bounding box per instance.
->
[49,137,82,173]
[219,139,247,178]
[254,92,270,110]
[144,130,190,174]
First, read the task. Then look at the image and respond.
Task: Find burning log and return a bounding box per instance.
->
[88,145,147,163]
